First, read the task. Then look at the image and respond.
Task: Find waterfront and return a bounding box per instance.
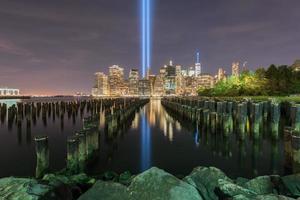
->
[0,98,291,179]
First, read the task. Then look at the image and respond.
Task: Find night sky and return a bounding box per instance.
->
[0,0,299,95]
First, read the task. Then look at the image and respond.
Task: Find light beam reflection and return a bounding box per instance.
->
[140,108,152,171]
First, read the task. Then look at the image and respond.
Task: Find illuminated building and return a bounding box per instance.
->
[153,75,164,96]
[91,72,108,96]
[175,65,184,95]
[195,51,201,76]
[197,74,215,88]
[139,79,151,96]
[148,74,156,95]
[164,61,176,95]
[109,65,124,96]
[0,88,20,96]
[183,76,196,95]
[292,60,300,72]
[129,69,139,95]
[232,62,240,76]
[217,68,226,81]
[120,80,129,95]
[188,67,195,77]
[181,69,188,77]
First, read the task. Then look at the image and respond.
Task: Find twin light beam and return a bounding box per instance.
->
[141,0,151,78]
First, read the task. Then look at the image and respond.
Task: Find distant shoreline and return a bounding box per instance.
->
[0,96,31,100]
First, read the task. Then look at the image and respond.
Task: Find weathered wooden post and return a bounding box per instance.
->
[202,109,210,129]
[262,101,270,121]
[237,103,247,140]
[284,127,293,172]
[270,103,280,139]
[271,140,279,174]
[293,104,300,132]
[216,102,224,130]
[292,133,300,173]
[252,103,262,140]
[35,136,49,178]
[209,112,217,133]
[223,114,233,136]
[67,136,79,174]
[75,133,87,171]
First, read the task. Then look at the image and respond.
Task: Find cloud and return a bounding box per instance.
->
[210,22,274,36]
[0,38,32,56]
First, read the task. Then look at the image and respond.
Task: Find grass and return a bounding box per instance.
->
[196,96,300,103]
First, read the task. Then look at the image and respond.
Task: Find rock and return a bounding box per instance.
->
[183,166,232,200]
[78,180,130,200]
[42,173,95,187]
[103,171,118,181]
[281,173,300,198]
[0,177,51,200]
[216,179,257,199]
[128,167,202,200]
[70,173,96,185]
[232,194,252,200]
[243,175,279,195]
[235,177,249,186]
[119,171,132,186]
[255,194,295,200]
[233,194,295,200]
[43,174,70,187]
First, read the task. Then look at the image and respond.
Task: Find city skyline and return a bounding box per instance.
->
[0,0,300,95]
[91,59,239,97]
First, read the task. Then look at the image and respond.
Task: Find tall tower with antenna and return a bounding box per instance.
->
[195,51,201,76]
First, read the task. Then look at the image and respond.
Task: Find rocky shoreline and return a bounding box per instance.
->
[1,166,300,200]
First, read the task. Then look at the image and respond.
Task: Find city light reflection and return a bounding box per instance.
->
[140,107,151,171]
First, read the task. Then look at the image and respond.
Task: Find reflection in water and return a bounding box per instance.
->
[194,125,200,147]
[132,113,139,129]
[0,98,296,178]
[140,108,151,171]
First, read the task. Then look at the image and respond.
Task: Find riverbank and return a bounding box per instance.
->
[193,96,300,104]
[1,166,299,200]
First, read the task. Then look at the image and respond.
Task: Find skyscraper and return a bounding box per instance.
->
[138,79,151,96]
[109,65,124,96]
[175,65,184,95]
[129,69,139,95]
[232,62,240,76]
[195,51,202,76]
[92,72,109,96]
[217,68,226,81]
[292,60,300,72]
[164,61,176,95]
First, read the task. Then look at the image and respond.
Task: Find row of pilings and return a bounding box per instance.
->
[33,97,149,178]
[1,100,91,129]
[161,97,300,173]
[0,98,142,130]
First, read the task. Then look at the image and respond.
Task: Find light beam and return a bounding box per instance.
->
[141,0,151,77]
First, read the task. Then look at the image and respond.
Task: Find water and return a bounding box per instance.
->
[0,98,289,179]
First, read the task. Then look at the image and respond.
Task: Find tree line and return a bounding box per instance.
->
[198,65,300,96]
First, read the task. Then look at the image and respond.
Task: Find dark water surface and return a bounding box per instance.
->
[0,98,289,178]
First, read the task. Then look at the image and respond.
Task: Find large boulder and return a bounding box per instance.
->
[183,166,232,200]
[281,173,300,198]
[235,177,249,186]
[216,179,257,199]
[128,167,202,200]
[78,180,130,200]
[0,177,51,200]
[232,194,294,200]
[243,175,279,195]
